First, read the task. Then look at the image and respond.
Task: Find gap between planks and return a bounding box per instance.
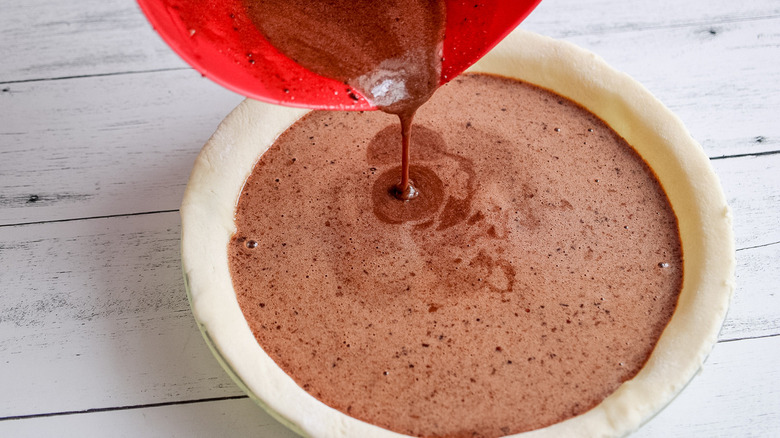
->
[0,67,191,87]
[0,395,248,422]
[711,149,780,161]
[719,332,780,344]
[0,209,180,229]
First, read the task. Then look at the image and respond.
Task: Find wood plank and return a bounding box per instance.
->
[525,0,780,38]
[524,15,780,158]
[1,334,777,437]
[0,69,243,226]
[720,242,780,342]
[0,211,776,417]
[0,213,241,418]
[2,0,778,83]
[634,335,780,438]
[0,0,185,83]
[712,154,780,250]
[0,397,299,438]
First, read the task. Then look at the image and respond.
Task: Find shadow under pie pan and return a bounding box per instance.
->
[180,29,735,438]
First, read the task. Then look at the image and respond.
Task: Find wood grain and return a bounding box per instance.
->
[712,154,780,249]
[0,213,240,417]
[546,16,780,159]
[634,335,780,438]
[524,0,780,38]
[0,69,242,226]
[0,0,184,82]
[722,242,780,341]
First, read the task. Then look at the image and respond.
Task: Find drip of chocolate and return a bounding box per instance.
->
[244,0,447,199]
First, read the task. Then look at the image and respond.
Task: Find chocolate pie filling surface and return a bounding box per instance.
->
[228,74,682,437]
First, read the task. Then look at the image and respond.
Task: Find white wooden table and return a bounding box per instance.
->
[1,0,778,436]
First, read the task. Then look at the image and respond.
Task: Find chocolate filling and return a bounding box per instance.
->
[229,74,683,437]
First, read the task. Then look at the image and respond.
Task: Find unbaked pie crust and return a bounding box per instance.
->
[181,30,734,437]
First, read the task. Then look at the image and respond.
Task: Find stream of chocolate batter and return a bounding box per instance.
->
[244,0,446,199]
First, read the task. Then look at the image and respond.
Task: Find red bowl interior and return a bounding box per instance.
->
[137,0,541,110]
